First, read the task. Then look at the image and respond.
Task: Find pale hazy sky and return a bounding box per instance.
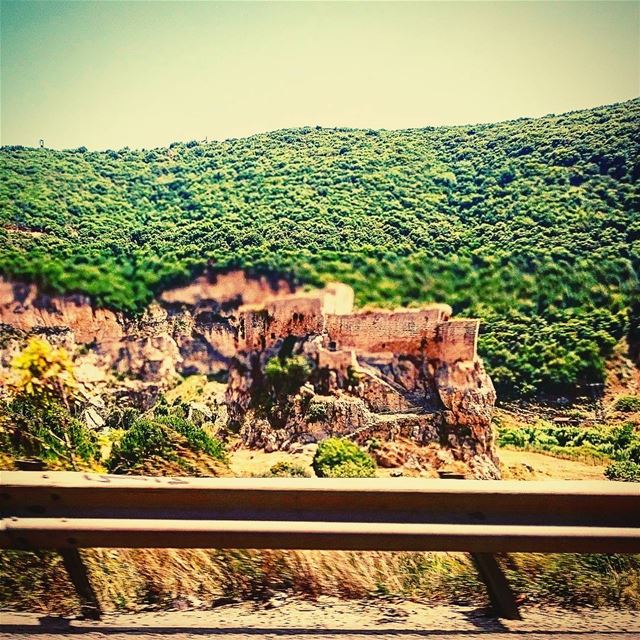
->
[1,1,639,150]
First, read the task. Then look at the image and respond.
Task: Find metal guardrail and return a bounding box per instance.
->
[1,472,639,620]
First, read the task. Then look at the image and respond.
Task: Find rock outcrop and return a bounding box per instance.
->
[0,271,499,477]
[226,283,499,478]
[0,270,295,384]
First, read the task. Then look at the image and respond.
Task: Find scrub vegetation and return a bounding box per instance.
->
[0,339,226,475]
[312,437,377,478]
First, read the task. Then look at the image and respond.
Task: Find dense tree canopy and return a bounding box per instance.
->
[1,99,638,396]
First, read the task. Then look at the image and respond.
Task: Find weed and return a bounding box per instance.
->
[313,438,376,478]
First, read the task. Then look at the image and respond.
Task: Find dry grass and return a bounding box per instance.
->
[3,547,639,615]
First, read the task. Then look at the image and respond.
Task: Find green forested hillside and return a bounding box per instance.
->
[1,100,638,396]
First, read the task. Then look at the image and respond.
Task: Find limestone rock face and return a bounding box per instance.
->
[0,270,295,387]
[237,395,375,452]
[371,438,460,477]
[354,368,416,413]
[0,279,125,344]
[436,361,497,455]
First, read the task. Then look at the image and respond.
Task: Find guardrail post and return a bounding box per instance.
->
[437,470,521,620]
[471,552,521,620]
[59,549,102,620]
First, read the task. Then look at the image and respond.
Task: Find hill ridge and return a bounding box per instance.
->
[1,99,638,396]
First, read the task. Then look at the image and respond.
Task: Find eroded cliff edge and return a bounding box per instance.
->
[0,270,293,385]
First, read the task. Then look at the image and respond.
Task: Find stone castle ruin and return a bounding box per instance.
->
[229,282,498,477]
[0,271,498,477]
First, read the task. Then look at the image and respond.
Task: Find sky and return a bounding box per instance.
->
[1,1,639,150]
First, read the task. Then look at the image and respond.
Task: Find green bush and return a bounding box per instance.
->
[609,422,636,450]
[108,418,174,470]
[496,419,640,466]
[321,460,377,478]
[265,356,311,397]
[105,406,140,430]
[306,400,329,422]
[156,416,226,461]
[313,437,376,478]
[1,395,99,465]
[107,414,227,471]
[604,460,640,482]
[267,461,311,478]
[614,396,640,413]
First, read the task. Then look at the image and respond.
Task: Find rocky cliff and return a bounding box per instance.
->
[0,270,294,385]
[1,271,498,477]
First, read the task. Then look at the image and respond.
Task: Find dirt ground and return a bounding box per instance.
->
[498,448,607,480]
[1,598,638,640]
[228,443,608,481]
[228,447,317,476]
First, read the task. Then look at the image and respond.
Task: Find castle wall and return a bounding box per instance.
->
[316,346,357,374]
[240,295,325,351]
[436,319,478,363]
[324,306,452,357]
[321,282,354,316]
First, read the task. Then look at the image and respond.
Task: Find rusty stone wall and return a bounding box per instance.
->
[436,319,478,363]
[236,281,354,351]
[239,295,326,351]
[324,306,452,358]
[234,290,479,369]
[316,347,357,374]
[320,282,355,316]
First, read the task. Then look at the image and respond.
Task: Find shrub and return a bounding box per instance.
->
[7,338,77,406]
[267,461,311,478]
[321,460,377,478]
[0,338,100,467]
[604,460,640,482]
[496,418,640,465]
[306,400,329,422]
[610,423,636,450]
[497,423,558,449]
[105,406,140,430]
[346,366,363,389]
[614,396,640,413]
[1,395,99,465]
[265,356,311,397]
[625,441,640,465]
[156,416,226,461]
[313,438,376,478]
[108,418,174,470]
[107,414,227,471]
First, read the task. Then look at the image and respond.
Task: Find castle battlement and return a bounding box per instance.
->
[237,283,478,366]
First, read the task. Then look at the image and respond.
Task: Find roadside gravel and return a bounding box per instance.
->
[1,597,638,639]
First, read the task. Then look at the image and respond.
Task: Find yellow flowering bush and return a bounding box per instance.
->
[9,337,77,407]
